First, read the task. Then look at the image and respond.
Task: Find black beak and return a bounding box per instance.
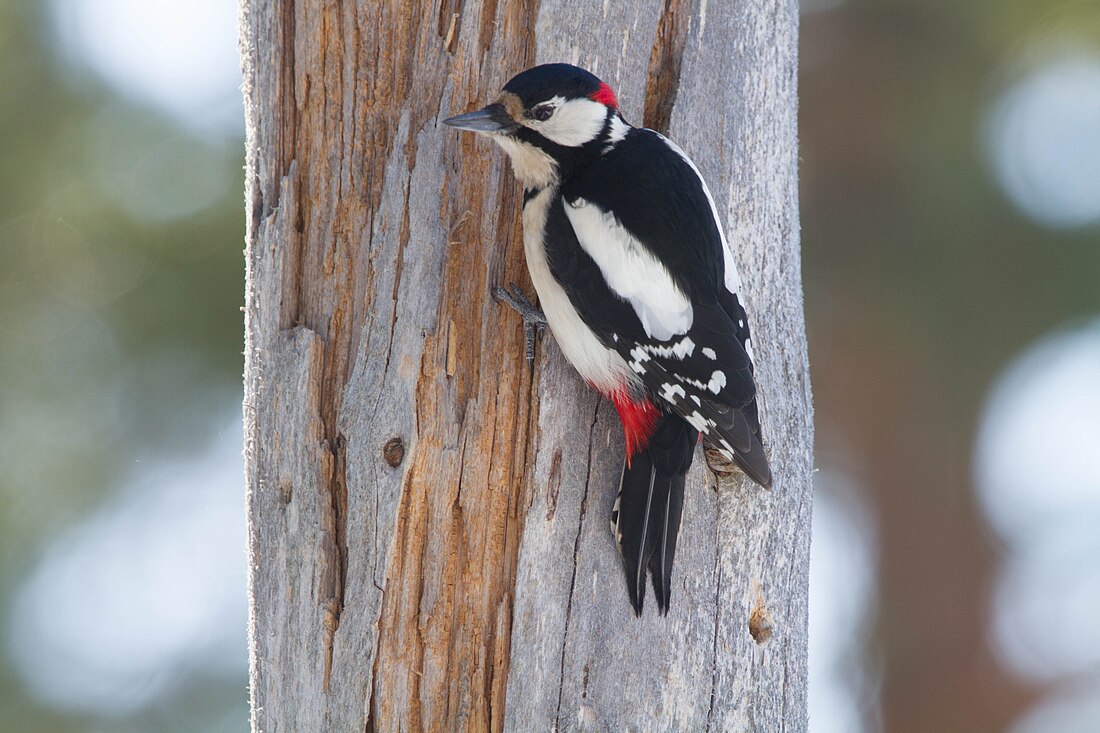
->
[442,104,517,133]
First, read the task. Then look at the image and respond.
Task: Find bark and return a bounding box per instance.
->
[240,1,810,731]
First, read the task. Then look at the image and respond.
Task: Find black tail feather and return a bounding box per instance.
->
[647,471,686,613]
[612,414,697,615]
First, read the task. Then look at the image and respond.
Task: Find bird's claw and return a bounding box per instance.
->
[492,284,547,363]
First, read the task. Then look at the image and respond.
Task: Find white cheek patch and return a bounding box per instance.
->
[529,97,609,148]
[566,200,693,341]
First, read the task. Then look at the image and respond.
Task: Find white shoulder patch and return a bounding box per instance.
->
[653,133,743,296]
[565,200,693,341]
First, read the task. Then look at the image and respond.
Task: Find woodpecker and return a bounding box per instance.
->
[444,63,771,616]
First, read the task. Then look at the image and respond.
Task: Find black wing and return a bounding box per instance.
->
[546,128,770,487]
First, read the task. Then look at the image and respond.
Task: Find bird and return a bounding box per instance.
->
[443,63,770,616]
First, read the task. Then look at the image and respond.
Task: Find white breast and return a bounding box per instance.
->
[522,188,637,394]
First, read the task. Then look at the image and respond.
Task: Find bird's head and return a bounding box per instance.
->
[443,63,626,188]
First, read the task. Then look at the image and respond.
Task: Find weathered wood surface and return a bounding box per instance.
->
[241,0,810,731]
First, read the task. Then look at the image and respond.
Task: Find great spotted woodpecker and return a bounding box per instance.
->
[444,63,771,616]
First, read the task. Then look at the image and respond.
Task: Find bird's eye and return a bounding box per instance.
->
[531,104,554,122]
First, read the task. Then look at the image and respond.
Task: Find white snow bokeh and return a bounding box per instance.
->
[8,417,247,715]
[985,48,1100,229]
[809,467,880,733]
[975,320,1100,729]
[51,0,243,137]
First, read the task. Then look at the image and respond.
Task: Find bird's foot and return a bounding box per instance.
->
[493,284,547,363]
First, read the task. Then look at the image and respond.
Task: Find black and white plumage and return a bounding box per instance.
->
[444,64,770,616]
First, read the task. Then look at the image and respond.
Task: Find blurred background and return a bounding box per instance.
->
[1,0,1097,731]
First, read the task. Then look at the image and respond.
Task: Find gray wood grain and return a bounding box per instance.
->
[241,0,810,731]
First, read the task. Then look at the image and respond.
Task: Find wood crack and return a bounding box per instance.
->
[442,429,470,725]
[437,0,464,54]
[270,0,300,216]
[322,431,348,692]
[705,482,723,731]
[384,174,413,374]
[553,399,603,728]
[642,0,690,135]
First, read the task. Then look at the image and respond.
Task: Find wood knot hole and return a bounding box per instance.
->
[749,599,773,645]
[382,437,405,468]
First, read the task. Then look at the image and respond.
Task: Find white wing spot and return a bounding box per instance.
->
[702,347,717,360]
[708,370,727,394]
[716,438,735,460]
[674,374,708,392]
[660,382,687,402]
[631,337,695,362]
[685,411,710,433]
[672,336,695,358]
[686,411,716,432]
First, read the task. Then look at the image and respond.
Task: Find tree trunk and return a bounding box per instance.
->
[240,1,810,731]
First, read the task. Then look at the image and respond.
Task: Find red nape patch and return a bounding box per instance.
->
[589,82,619,110]
[608,392,659,465]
